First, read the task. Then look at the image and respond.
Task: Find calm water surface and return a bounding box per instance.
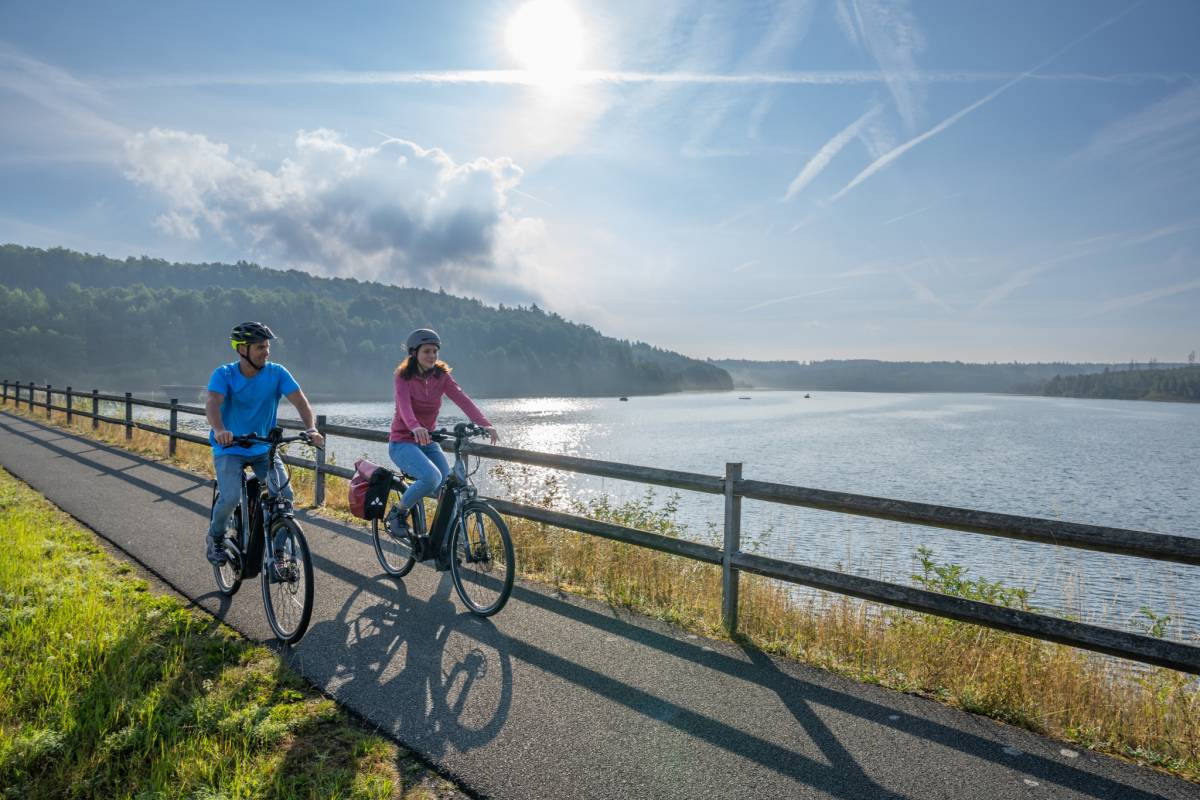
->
[224,390,1199,641]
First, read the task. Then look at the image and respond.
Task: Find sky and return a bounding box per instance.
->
[2,0,1199,363]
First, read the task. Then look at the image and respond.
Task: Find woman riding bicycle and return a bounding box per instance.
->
[386,328,497,538]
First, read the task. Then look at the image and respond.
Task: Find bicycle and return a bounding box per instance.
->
[209,427,319,644]
[371,422,515,616]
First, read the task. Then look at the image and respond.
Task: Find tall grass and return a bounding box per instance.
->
[5,393,1198,781]
[0,466,468,799]
[488,463,1200,781]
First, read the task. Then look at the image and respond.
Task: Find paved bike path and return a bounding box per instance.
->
[1,411,1193,800]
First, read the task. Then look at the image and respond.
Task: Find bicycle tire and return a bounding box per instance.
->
[449,502,514,616]
[261,517,314,644]
[212,503,243,596]
[371,491,417,577]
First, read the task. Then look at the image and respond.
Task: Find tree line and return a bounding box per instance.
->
[1041,366,1200,403]
[710,359,1138,394]
[0,245,732,398]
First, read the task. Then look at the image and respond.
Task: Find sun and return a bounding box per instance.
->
[505,0,586,80]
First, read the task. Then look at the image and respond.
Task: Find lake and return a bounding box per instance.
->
[197,390,1200,642]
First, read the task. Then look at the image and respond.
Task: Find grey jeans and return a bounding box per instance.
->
[208,452,292,538]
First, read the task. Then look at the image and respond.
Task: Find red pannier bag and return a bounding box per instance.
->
[349,458,394,520]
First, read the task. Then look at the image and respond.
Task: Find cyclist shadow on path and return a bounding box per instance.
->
[299,570,513,759]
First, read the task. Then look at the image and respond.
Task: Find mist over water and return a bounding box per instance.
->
[262,390,1199,641]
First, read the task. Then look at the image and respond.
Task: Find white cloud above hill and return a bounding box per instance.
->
[124,127,544,301]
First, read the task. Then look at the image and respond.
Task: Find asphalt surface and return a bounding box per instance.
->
[1,409,1195,800]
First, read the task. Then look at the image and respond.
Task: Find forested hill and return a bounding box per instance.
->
[712,359,1146,394]
[1042,366,1200,403]
[0,245,732,398]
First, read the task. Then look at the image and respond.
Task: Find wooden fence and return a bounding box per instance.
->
[3,378,1198,674]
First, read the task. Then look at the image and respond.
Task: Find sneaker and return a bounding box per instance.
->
[385,505,410,538]
[206,536,227,565]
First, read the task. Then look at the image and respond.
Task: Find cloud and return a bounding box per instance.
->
[1081,277,1200,317]
[829,263,895,279]
[899,270,952,312]
[124,128,543,297]
[977,218,1198,311]
[0,42,127,144]
[782,104,882,201]
[740,287,841,312]
[828,2,1145,204]
[835,0,925,129]
[682,0,817,150]
[881,204,933,226]
[829,79,1017,204]
[975,238,1118,311]
[90,68,1195,91]
[1072,84,1200,168]
[1124,217,1200,245]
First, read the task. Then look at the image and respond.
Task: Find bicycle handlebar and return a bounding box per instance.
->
[228,428,323,450]
[429,422,489,442]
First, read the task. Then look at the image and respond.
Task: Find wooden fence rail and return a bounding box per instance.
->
[3,378,1198,673]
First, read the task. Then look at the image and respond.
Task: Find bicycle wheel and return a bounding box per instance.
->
[449,502,514,616]
[371,493,417,577]
[261,518,314,644]
[212,504,243,596]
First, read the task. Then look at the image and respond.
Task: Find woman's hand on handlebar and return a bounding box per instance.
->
[483,426,498,444]
[412,426,432,446]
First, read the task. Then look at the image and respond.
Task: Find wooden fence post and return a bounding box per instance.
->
[45,384,52,419]
[29,382,35,414]
[169,398,179,457]
[2,379,8,406]
[722,462,743,636]
[66,386,73,425]
[124,392,133,440]
[314,414,326,506]
[91,389,99,430]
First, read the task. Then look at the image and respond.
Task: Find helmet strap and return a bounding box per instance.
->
[237,343,263,375]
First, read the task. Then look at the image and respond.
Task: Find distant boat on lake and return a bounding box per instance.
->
[738,396,752,400]
[804,393,811,398]
[619,397,629,401]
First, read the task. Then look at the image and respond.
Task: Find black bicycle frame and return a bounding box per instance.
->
[224,428,307,574]
[403,426,480,569]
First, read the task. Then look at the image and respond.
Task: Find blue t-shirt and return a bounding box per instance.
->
[207,362,301,457]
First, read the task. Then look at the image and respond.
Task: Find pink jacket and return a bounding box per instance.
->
[389,370,492,444]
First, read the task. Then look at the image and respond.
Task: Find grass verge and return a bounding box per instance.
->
[0,465,465,800]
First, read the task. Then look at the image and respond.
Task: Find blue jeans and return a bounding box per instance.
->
[209,452,292,538]
[388,441,449,511]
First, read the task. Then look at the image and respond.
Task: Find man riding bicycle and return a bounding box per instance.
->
[205,321,325,564]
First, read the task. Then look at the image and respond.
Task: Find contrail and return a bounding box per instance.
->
[91,67,1186,91]
[782,105,882,201]
[741,287,841,313]
[829,1,1148,203]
